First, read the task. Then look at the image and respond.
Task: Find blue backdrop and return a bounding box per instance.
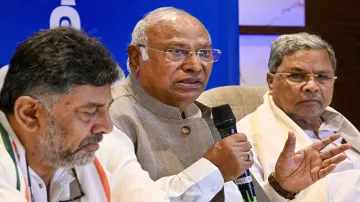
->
[0,0,239,89]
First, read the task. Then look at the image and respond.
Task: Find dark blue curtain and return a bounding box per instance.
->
[0,0,239,88]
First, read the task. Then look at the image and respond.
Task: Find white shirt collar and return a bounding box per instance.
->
[304,108,345,140]
[0,111,78,201]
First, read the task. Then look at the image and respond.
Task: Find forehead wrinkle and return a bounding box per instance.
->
[147,21,210,49]
[164,38,211,46]
[280,52,333,73]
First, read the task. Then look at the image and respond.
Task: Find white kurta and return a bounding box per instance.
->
[0,112,171,202]
[237,92,360,202]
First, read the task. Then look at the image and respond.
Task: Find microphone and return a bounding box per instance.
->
[212,104,257,202]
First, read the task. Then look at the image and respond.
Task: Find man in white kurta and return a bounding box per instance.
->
[0,114,171,202]
[237,33,360,201]
[0,27,170,202]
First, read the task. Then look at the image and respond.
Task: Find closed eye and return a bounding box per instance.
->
[84,111,96,115]
[80,109,97,119]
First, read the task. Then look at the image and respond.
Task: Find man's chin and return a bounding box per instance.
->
[73,152,96,166]
[295,108,324,117]
[177,91,203,102]
[58,151,96,169]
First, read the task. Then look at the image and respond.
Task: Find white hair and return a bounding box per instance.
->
[127,7,211,72]
[268,32,336,73]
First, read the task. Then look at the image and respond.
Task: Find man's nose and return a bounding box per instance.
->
[91,112,113,135]
[303,75,320,92]
[182,53,203,72]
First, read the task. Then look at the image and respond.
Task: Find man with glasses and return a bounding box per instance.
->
[108,7,252,201]
[107,8,349,201]
[0,27,172,202]
[237,32,359,201]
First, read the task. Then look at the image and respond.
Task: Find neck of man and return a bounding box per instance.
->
[8,115,56,187]
[288,114,322,132]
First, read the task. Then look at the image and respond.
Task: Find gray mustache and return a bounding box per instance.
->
[85,134,103,145]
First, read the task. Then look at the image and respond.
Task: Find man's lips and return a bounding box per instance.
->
[175,78,203,89]
[67,140,101,156]
[84,142,99,150]
[176,80,202,90]
[177,78,203,84]
[79,140,100,151]
[298,99,321,104]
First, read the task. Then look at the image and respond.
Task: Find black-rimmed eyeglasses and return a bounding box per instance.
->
[58,168,85,202]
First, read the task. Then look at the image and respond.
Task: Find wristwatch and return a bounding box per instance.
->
[268,172,299,200]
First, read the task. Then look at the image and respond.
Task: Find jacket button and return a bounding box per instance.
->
[181,126,191,134]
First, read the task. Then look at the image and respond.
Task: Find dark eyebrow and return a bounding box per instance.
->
[287,67,334,74]
[108,99,114,109]
[82,99,114,108]
[314,70,334,74]
[288,67,307,72]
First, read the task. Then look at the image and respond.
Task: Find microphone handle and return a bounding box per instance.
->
[235,171,257,202]
[218,126,257,202]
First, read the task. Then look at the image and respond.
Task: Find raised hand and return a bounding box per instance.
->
[273,132,351,193]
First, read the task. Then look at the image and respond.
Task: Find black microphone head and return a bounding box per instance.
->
[212,104,236,129]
